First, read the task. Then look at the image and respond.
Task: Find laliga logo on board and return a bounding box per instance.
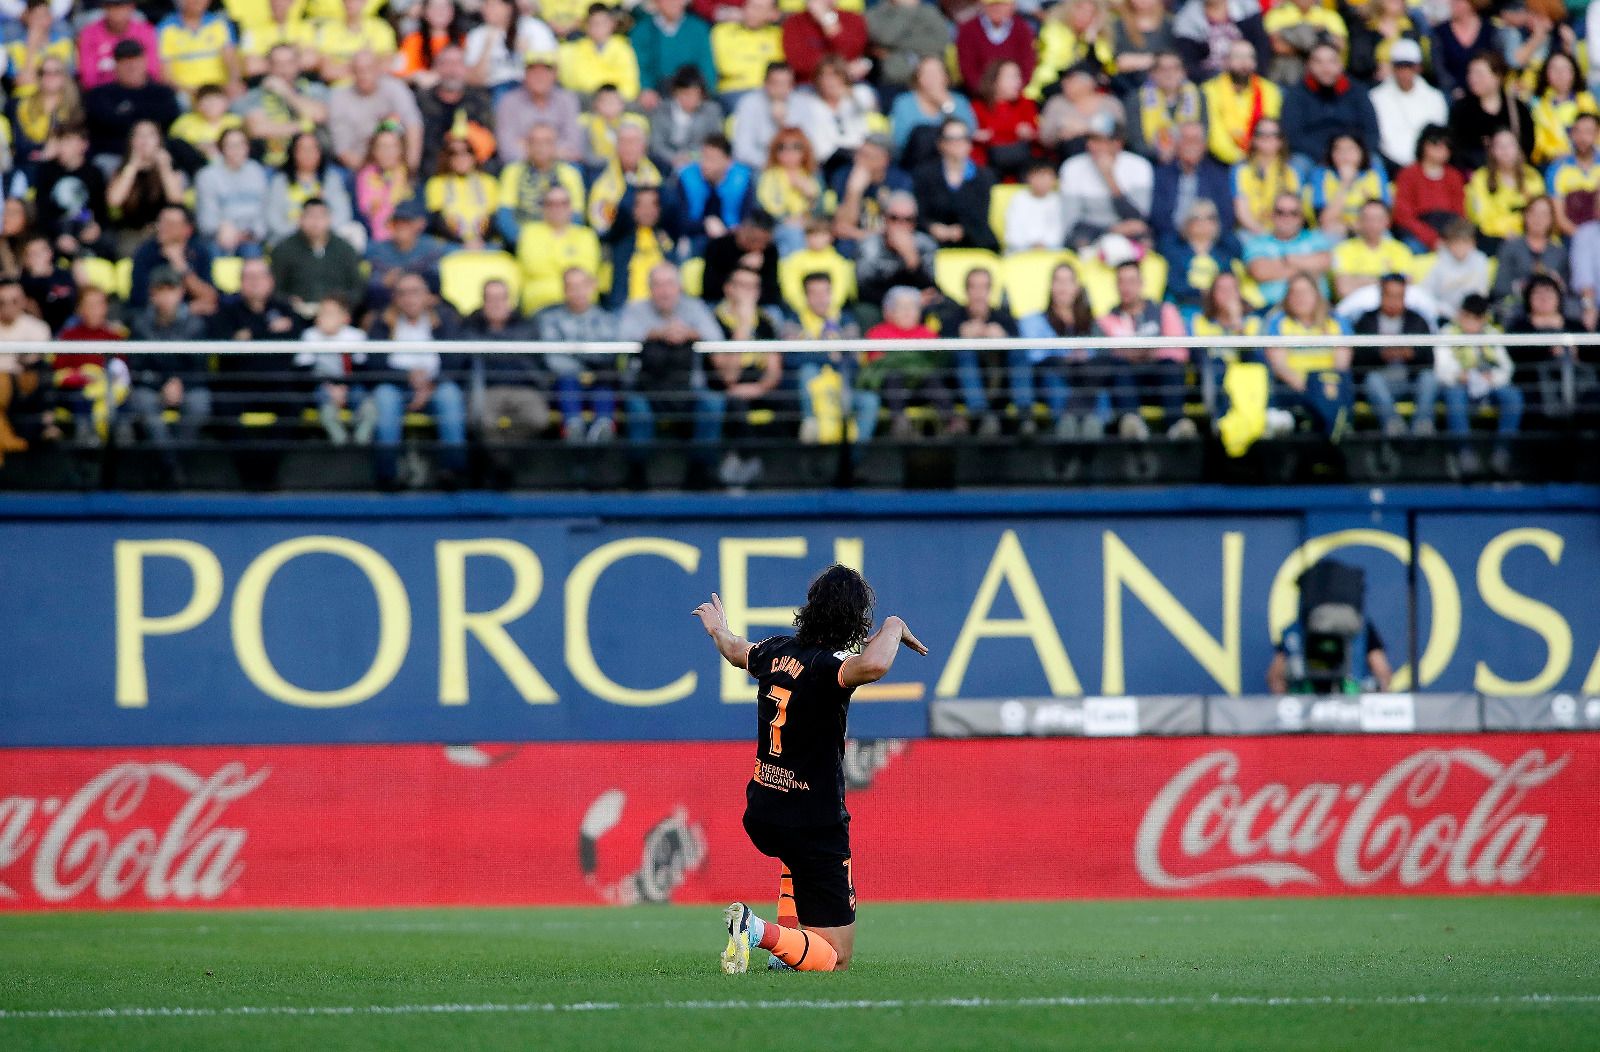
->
[1134,749,1568,891]
[0,763,268,904]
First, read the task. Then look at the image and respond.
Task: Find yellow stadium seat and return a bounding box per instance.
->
[988,184,1022,248]
[79,257,117,296]
[680,256,705,298]
[778,251,855,316]
[115,258,134,300]
[211,257,244,295]
[864,111,890,136]
[1079,253,1168,315]
[1001,250,1077,317]
[934,248,1003,305]
[1405,252,1435,285]
[440,250,522,316]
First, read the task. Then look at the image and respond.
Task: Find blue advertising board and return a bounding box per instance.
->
[1,488,1597,746]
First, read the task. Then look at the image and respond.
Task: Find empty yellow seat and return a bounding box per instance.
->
[211,256,244,294]
[933,248,1003,305]
[440,250,522,317]
[1001,250,1077,317]
[988,183,1022,247]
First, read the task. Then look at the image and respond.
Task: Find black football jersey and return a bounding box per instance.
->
[743,635,855,827]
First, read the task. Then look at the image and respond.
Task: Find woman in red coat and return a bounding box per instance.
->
[972,59,1039,181]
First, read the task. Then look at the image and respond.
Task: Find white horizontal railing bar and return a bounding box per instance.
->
[6,332,1596,356]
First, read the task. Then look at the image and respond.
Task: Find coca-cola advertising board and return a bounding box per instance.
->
[2,735,1595,910]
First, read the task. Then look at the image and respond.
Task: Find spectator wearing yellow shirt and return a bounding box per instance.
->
[587,123,663,236]
[303,0,380,22]
[1299,148,1372,252]
[1304,133,1390,238]
[1202,40,1280,167]
[426,133,500,250]
[238,0,317,77]
[1531,51,1600,167]
[12,56,80,161]
[495,123,588,248]
[7,0,76,100]
[712,0,784,96]
[1466,128,1546,248]
[169,84,244,163]
[755,126,821,257]
[543,0,618,41]
[606,186,675,308]
[1263,0,1346,83]
[517,185,602,312]
[315,0,398,84]
[1134,51,1202,165]
[1549,113,1600,237]
[579,85,652,169]
[158,0,241,97]
[1332,200,1413,302]
[225,0,305,32]
[559,5,642,101]
[1028,0,1115,102]
[1232,118,1299,236]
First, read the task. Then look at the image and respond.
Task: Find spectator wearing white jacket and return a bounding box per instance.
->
[1004,162,1067,253]
[1369,39,1447,170]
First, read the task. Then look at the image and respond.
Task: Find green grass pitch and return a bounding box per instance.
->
[3,897,1597,1051]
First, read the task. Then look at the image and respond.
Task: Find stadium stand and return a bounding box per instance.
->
[0,0,1596,492]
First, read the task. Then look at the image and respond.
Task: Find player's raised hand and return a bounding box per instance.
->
[898,620,929,656]
[692,593,730,636]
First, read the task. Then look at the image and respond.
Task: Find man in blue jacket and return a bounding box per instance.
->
[1280,42,1380,173]
[676,134,753,256]
[1150,121,1235,251]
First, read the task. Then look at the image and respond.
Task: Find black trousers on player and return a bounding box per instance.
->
[742,814,856,928]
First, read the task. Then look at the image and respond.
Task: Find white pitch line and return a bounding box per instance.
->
[4,993,1600,1022]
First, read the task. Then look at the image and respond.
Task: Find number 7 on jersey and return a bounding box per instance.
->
[766,685,792,756]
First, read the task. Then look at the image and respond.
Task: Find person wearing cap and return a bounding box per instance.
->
[494,51,584,165]
[125,265,212,483]
[83,39,181,163]
[1057,111,1153,249]
[1200,39,1281,168]
[329,51,424,174]
[1347,0,1428,84]
[1333,200,1414,303]
[1369,38,1447,173]
[78,0,162,92]
[1353,272,1438,436]
[366,198,452,304]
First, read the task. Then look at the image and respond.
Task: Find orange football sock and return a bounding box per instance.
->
[777,868,798,928]
[756,922,838,972]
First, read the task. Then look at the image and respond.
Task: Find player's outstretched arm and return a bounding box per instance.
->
[840,615,928,688]
[692,592,753,669]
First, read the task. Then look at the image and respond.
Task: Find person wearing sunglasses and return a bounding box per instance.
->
[910,117,998,251]
[1243,190,1333,308]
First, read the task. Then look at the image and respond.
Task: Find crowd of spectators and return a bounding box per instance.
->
[0,0,1596,486]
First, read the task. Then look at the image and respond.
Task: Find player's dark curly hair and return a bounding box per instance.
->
[793,564,875,652]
